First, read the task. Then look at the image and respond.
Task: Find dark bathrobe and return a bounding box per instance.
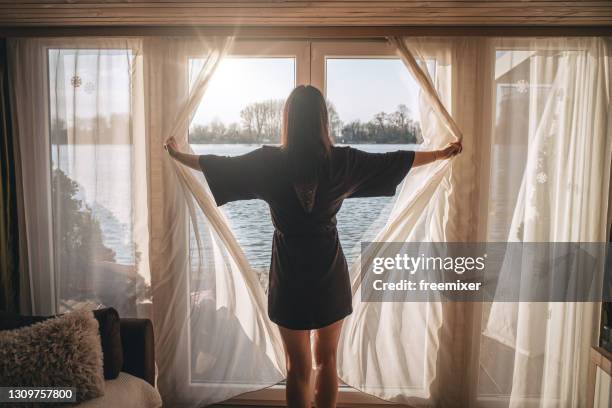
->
[199,145,415,330]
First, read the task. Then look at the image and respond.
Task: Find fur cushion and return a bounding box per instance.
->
[0,310,105,402]
[0,307,123,380]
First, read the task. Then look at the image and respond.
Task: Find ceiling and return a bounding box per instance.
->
[0,1,610,27]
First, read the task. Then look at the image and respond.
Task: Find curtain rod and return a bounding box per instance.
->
[1,25,611,38]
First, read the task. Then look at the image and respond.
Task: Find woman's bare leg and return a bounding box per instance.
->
[312,319,344,408]
[278,325,312,408]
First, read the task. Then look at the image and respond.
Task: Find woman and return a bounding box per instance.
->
[165,85,461,408]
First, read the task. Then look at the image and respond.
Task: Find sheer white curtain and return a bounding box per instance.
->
[143,37,285,406]
[145,35,469,406]
[8,38,149,317]
[336,37,495,407]
[9,35,611,408]
[482,37,611,408]
[9,36,287,407]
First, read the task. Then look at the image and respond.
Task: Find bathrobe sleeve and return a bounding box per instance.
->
[344,147,415,198]
[198,147,268,206]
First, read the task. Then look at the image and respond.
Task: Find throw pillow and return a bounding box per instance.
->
[0,307,123,380]
[0,310,105,402]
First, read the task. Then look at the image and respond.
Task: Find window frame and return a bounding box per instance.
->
[187,39,311,85]
[182,38,313,404]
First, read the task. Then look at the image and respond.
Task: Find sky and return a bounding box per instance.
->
[51,50,527,133]
[51,51,424,127]
[191,58,296,126]
[191,57,422,127]
[325,58,422,124]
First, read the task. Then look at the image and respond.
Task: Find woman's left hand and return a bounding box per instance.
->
[164,137,179,156]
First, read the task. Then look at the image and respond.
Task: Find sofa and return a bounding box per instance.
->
[0,311,162,407]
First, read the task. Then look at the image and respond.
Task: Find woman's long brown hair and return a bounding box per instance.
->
[281,85,332,213]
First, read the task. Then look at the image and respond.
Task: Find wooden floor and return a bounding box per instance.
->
[209,398,411,407]
[210,404,286,408]
[211,405,404,408]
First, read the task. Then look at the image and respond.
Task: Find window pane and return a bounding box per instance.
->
[479,49,559,401]
[486,50,554,242]
[49,49,148,316]
[188,57,296,383]
[325,58,424,262]
[189,57,295,276]
[189,57,295,144]
[326,58,424,143]
[326,57,428,391]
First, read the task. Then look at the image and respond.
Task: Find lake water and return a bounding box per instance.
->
[54,143,416,271]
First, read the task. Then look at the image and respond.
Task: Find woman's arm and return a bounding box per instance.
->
[412,141,462,167]
[164,137,201,171]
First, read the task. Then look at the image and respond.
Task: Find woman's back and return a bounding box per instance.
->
[198,145,415,237]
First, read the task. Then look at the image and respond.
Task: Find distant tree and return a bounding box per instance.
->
[236,99,285,143]
[341,120,368,143]
[189,124,210,144]
[190,101,421,145]
[373,112,388,134]
[326,100,343,141]
[390,104,410,130]
[339,105,422,144]
[226,122,241,142]
[241,101,267,141]
[261,99,284,142]
[210,119,226,140]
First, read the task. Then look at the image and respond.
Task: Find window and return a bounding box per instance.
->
[311,42,427,264]
[187,41,308,292]
[48,48,150,317]
[187,41,308,386]
[39,39,443,406]
[189,56,296,279]
[221,41,430,405]
[486,50,548,243]
[188,41,427,290]
[325,56,424,262]
[477,48,560,406]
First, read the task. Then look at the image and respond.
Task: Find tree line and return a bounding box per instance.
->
[48,99,423,145]
[190,99,422,145]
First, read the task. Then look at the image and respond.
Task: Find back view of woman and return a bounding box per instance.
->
[166,85,461,408]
